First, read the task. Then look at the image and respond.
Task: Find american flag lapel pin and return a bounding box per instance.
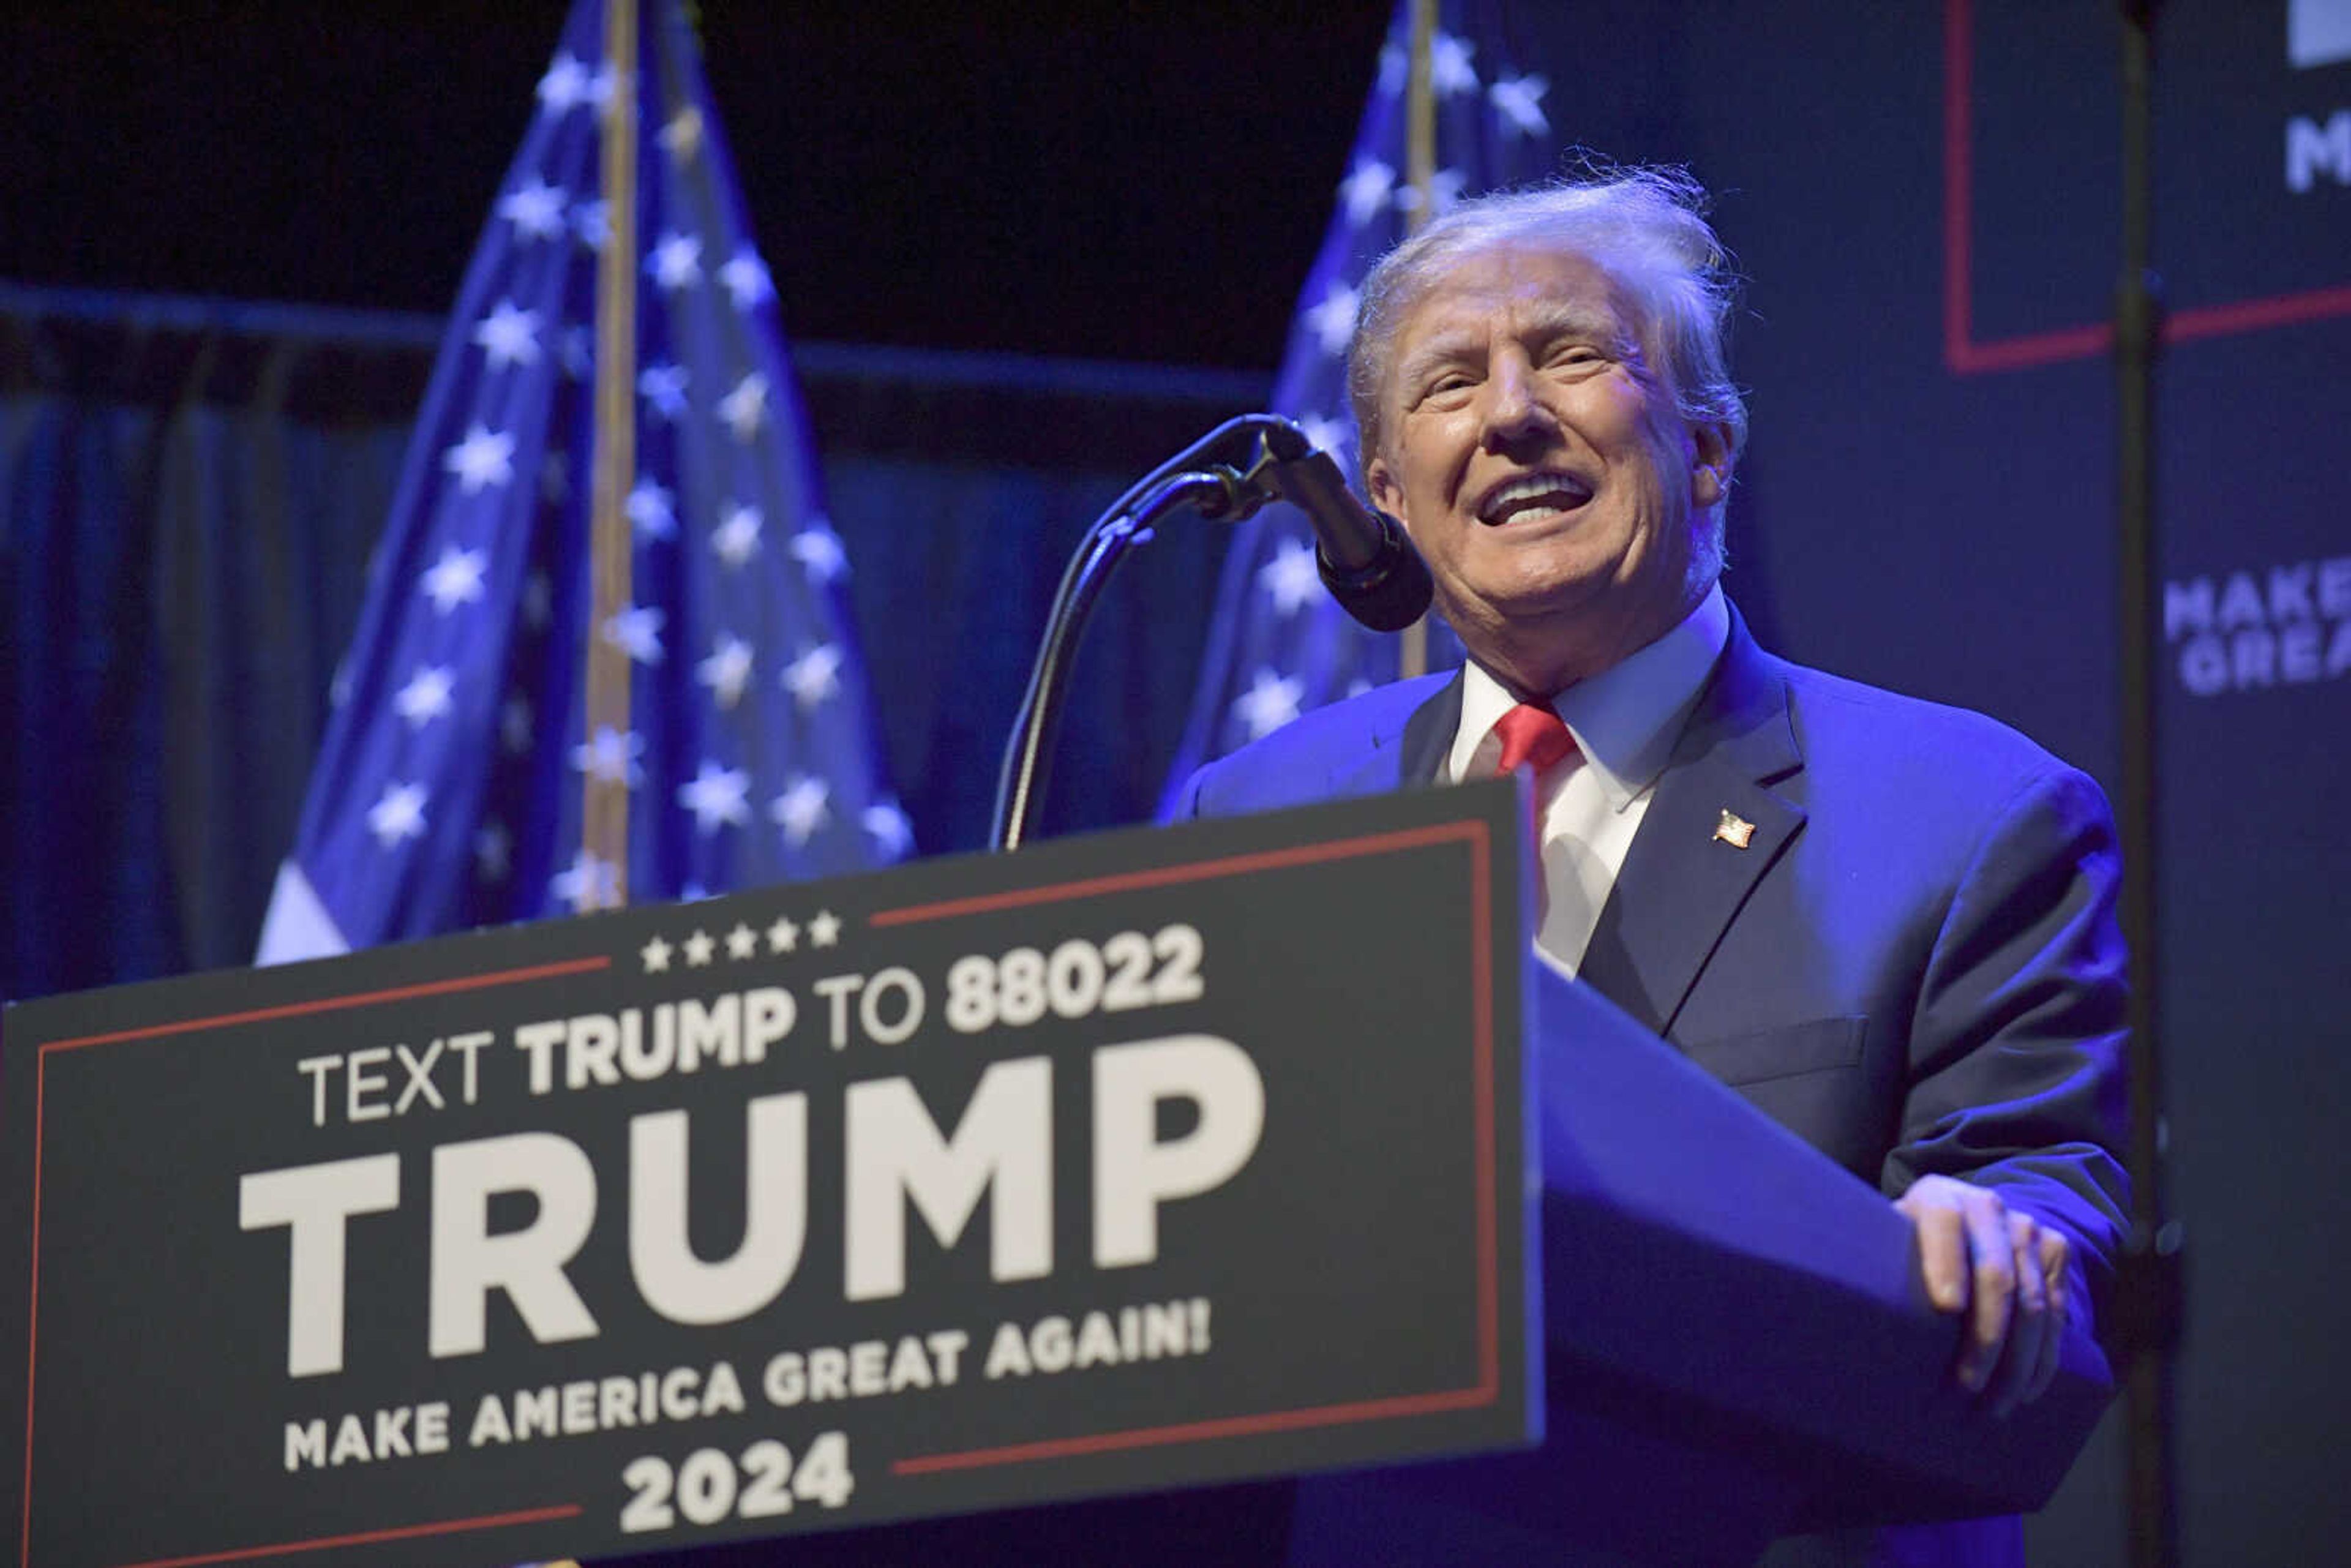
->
[1712,808,1756,850]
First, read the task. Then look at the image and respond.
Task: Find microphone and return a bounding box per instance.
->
[1249,421,1434,633]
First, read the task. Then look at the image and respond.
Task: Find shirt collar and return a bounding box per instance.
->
[1448,583,1731,809]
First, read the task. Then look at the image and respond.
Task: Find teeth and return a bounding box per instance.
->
[1480,473,1592,522]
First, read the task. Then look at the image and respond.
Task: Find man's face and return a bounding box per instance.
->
[1366,241,1729,695]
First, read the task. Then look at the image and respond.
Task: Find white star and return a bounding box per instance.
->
[791,521,849,583]
[711,501,763,568]
[603,604,666,665]
[767,915,800,953]
[1297,411,1351,457]
[626,476,677,541]
[1338,157,1396,228]
[536,53,592,114]
[1394,167,1468,219]
[683,929,716,967]
[1233,668,1305,740]
[501,694,534,754]
[1430,32,1478,97]
[677,760,751,834]
[1490,73,1550,137]
[1378,42,1406,96]
[550,849,618,913]
[1258,538,1323,617]
[641,934,673,973]
[658,104,704,162]
[1304,280,1359,357]
[583,62,618,113]
[697,633,754,710]
[769,775,831,847]
[474,820,510,883]
[716,372,768,442]
[442,423,516,494]
[724,923,759,961]
[782,643,843,711]
[472,299,541,370]
[393,664,457,728]
[639,362,689,423]
[522,570,552,630]
[809,909,842,947]
[719,248,773,310]
[420,546,489,613]
[572,726,647,787]
[647,231,703,292]
[366,781,427,849]
[497,176,568,241]
[861,800,915,860]
[572,200,610,253]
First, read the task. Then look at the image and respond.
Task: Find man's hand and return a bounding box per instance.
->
[1894,1174,2071,1416]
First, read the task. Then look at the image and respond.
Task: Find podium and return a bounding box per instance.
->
[0,784,2110,1567]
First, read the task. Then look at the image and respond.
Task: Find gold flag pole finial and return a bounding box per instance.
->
[1397,0,1438,681]
[583,0,641,910]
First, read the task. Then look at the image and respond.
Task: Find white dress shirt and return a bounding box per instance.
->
[1445,585,1731,974]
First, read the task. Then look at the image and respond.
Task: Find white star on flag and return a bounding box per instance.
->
[782,643,844,711]
[626,477,677,540]
[393,664,457,729]
[712,501,763,568]
[719,248,773,310]
[658,104,704,162]
[1338,157,1397,227]
[474,820,510,883]
[770,775,831,847]
[861,800,915,859]
[647,231,703,291]
[572,726,647,787]
[420,546,488,613]
[717,372,768,442]
[603,604,666,664]
[1258,538,1323,617]
[1395,167,1468,218]
[725,923,759,960]
[1234,669,1305,740]
[1297,411,1349,457]
[1305,281,1359,356]
[550,849,618,913]
[1490,73,1550,137]
[678,760,752,833]
[500,694,533,754]
[639,362,689,422]
[697,633,754,710]
[366,781,428,849]
[572,199,610,252]
[496,176,568,241]
[536,53,593,114]
[442,423,516,494]
[1430,32,1478,97]
[790,522,849,583]
[471,299,541,370]
[1378,42,1406,96]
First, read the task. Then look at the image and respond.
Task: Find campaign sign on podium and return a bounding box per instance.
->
[0,781,1534,1567]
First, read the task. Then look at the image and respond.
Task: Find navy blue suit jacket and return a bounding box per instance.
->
[1171,608,2131,1565]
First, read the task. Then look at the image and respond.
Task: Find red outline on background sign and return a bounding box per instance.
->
[20,954,608,1567]
[872,819,1504,1477]
[1944,0,2351,374]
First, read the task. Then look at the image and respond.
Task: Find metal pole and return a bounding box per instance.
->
[1397,0,1437,681]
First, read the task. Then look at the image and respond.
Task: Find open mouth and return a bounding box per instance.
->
[1476,471,1594,526]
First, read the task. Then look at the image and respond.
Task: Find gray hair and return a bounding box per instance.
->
[1346,167,1748,490]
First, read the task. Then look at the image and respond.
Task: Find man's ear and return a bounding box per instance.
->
[1366,454,1406,522]
[1689,421,1735,508]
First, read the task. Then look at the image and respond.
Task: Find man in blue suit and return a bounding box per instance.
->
[1172,170,2128,1564]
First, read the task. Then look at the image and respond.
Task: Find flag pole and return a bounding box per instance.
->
[1397,0,1437,680]
[585,0,640,909]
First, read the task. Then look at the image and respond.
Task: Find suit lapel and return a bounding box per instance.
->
[1324,669,1463,795]
[1577,610,1807,1038]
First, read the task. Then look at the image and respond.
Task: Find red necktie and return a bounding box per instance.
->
[1490,702,1575,777]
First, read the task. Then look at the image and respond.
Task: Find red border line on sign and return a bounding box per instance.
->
[22,953,610,1567]
[106,1502,583,1568]
[882,819,1505,1476]
[1943,0,2351,374]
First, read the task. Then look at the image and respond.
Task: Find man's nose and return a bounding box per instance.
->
[1479,356,1555,449]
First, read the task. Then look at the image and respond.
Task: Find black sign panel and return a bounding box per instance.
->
[0,784,1534,1567]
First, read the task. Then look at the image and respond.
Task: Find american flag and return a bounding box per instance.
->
[1158,0,1556,809]
[258,0,908,962]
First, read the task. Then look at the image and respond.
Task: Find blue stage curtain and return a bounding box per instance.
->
[1,292,1265,1003]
